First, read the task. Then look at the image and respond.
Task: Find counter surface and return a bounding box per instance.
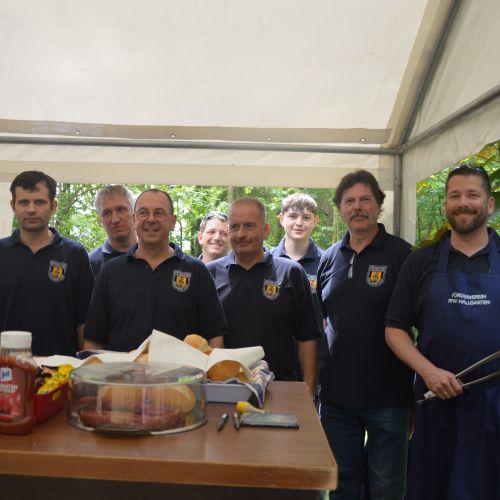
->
[0,381,337,493]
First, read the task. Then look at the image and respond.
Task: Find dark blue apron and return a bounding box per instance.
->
[406,233,500,500]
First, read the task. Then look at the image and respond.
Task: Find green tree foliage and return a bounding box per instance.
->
[50,183,338,254]
[52,183,107,251]
[12,141,498,253]
[53,144,498,254]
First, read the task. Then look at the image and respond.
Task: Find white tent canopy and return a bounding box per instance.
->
[1,0,500,241]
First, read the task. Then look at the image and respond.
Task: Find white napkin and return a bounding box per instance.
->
[147,330,265,380]
[37,330,266,381]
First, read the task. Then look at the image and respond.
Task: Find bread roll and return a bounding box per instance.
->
[99,384,196,414]
[149,385,196,414]
[207,360,241,381]
[99,385,140,412]
[184,334,212,354]
[236,370,250,383]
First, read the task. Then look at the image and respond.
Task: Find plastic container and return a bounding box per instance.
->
[0,331,37,435]
[34,381,69,423]
[68,362,207,434]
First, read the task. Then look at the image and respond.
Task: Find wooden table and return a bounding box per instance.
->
[0,381,337,499]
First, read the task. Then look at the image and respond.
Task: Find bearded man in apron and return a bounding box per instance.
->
[385,163,499,500]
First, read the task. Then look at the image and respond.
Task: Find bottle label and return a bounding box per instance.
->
[0,365,27,421]
[1,367,14,382]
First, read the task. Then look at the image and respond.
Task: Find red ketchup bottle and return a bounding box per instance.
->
[0,331,37,435]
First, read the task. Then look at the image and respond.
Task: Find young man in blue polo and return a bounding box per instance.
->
[271,193,327,381]
[84,188,227,352]
[272,193,322,284]
[207,196,319,396]
[0,170,94,356]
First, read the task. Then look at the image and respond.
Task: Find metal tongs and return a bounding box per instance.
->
[417,350,500,404]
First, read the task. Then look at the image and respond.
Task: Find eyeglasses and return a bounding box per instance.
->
[135,208,170,220]
[202,211,228,223]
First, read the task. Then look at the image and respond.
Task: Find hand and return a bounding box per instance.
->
[421,366,463,400]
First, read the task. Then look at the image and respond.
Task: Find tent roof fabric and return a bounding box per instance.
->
[0,0,446,187]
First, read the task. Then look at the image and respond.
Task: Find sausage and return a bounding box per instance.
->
[75,396,185,431]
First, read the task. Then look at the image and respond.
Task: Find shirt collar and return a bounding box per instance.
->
[275,238,319,261]
[225,248,271,269]
[444,228,498,257]
[9,227,63,249]
[340,223,388,252]
[126,242,185,261]
[303,239,320,260]
[102,239,120,255]
[274,238,288,258]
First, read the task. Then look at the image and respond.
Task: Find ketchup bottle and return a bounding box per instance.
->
[0,331,37,435]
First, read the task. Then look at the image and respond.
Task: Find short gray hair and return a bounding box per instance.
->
[94,185,135,214]
[229,196,267,224]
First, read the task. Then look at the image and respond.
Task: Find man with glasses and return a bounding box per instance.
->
[198,211,230,263]
[317,170,413,500]
[89,184,137,276]
[84,188,227,351]
[385,164,499,500]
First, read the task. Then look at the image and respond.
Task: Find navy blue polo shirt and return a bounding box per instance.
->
[207,251,320,381]
[271,237,323,288]
[89,240,128,277]
[317,224,413,408]
[0,228,94,356]
[84,243,228,351]
[271,238,324,321]
[271,238,327,363]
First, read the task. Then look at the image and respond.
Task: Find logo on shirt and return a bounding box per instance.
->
[172,270,191,292]
[366,265,387,287]
[48,260,67,283]
[308,274,318,293]
[263,280,281,300]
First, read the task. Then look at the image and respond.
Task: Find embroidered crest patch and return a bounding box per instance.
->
[262,279,280,300]
[172,270,191,292]
[308,274,318,293]
[48,260,67,283]
[366,265,387,287]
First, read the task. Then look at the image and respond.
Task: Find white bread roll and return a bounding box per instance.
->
[184,334,213,354]
[99,384,196,414]
[207,360,241,381]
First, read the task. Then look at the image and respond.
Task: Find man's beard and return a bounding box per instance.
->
[447,207,489,234]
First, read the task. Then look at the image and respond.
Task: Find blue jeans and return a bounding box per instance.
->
[320,402,410,500]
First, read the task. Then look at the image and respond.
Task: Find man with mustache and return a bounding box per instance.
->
[0,170,94,356]
[89,184,137,276]
[317,170,413,500]
[207,196,320,396]
[385,164,499,500]
[84,188,226,351]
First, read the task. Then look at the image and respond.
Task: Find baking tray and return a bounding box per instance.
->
[205,382,252,403]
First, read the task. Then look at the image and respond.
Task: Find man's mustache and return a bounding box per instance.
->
[452,208,477,215]
[349,210,369,221]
